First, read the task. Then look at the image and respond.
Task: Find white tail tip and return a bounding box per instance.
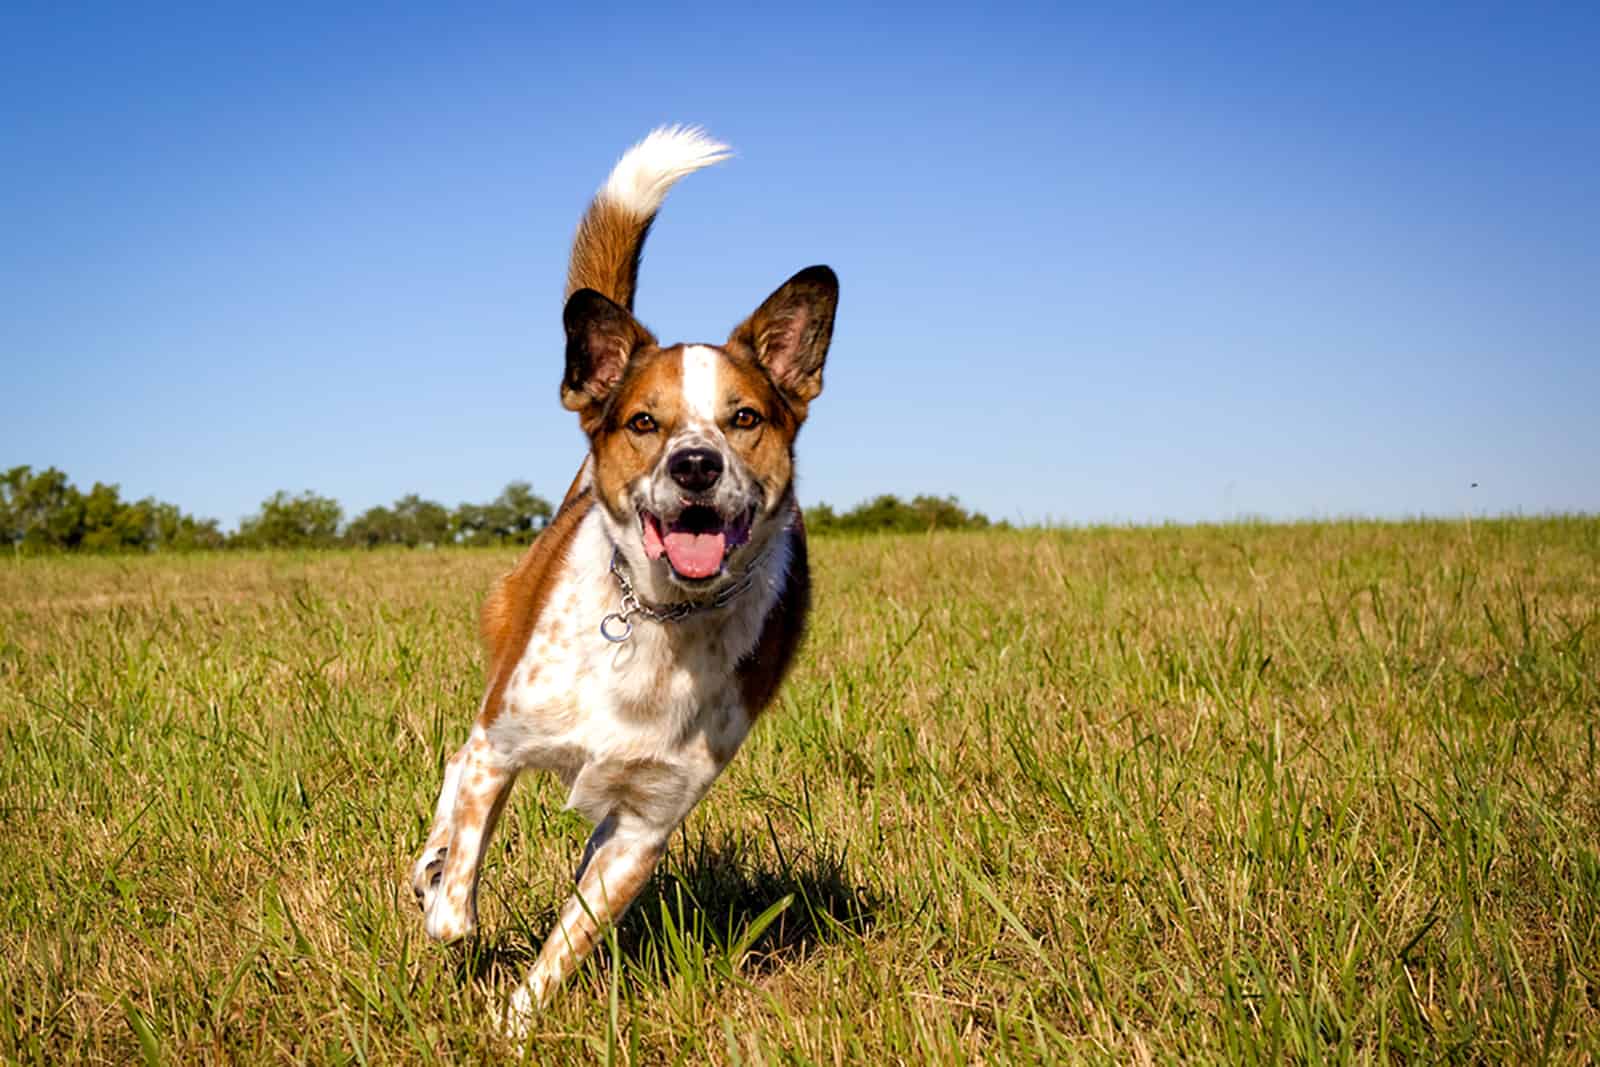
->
[600,125,732,217]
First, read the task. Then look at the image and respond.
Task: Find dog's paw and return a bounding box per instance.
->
[424,894,475,943]
[492,983,540,1042]
[410,846,447,914]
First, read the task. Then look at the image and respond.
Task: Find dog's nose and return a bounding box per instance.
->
[668,448,723,492]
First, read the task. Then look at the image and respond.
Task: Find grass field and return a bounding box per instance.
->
[2,518,1597,1063]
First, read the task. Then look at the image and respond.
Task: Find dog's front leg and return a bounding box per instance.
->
[495,815,665,1039]
[410,742,470,916]
[421,736,518,942]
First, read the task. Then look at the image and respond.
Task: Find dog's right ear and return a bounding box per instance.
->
[561,288,654,421]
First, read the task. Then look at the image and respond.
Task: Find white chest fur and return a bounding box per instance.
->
[486,509,791,830]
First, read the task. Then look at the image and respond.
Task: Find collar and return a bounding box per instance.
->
[599,546,764,642]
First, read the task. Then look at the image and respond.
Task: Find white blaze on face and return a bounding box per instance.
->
[680,345,722,429]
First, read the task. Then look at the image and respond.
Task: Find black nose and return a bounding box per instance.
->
[668,448,723,492]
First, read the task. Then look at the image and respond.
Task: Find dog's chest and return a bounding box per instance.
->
[577,611,744,736]
[489,514,783,782]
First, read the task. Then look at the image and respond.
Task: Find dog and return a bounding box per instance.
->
[410,126,837,1037]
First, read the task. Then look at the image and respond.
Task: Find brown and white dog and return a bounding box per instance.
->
[410,126,837,1036]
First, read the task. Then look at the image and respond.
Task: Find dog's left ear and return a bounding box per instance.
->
[728,265,838,416]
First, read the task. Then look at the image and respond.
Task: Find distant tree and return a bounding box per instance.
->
[346,494,453,548]
[1,466,84,550]
[344,505,399,548]
[78,482,152,551]
[449,501,491,547]
[1,466,34,546]
[908,493,991,531]
[144,501,225,550]
[847,494,910,532]
[453,482,553,546]
[493,482,553,543]
[393,494,452,546]
[1,466,225,552]
[235,490,343,549]
[805,494,993,535]
[804,502,839,534]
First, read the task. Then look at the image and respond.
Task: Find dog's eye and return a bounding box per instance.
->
[731,407,763,430]
[626,412,657,434]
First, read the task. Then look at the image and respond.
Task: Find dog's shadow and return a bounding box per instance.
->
[459,829,879,988]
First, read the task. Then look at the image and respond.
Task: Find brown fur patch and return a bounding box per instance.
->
[589,346,683,519]
[566,199,654,312]
[477,488,593,727]
[713,348,801,500]
[557,463,589,512]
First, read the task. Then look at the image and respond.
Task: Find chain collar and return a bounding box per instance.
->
[600,547,763,642]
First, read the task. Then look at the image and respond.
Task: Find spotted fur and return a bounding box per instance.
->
[409,126,837,1040]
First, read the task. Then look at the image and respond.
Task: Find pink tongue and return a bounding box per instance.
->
[662,531,726,579]
[642,516,666,560]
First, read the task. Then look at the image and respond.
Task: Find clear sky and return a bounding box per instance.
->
[3,2,1596,529]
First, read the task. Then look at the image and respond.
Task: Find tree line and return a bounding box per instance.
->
[1,466,996,553]
[805,494,999,535]
[1,466,554,552]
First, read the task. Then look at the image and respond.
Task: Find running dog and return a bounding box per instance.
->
[410,126,837,1036]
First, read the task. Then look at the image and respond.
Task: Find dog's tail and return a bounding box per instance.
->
[566,126,731,312]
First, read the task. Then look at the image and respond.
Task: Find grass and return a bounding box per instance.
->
[1,516,1597,1063]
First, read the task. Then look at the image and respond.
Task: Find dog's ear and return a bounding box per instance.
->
[562,288,654,420]
[728,266,837,415]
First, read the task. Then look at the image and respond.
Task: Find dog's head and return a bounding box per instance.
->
[561,265,837,592]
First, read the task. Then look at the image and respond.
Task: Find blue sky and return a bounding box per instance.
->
[3,2,1596,528]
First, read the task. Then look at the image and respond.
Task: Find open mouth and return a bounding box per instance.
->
[640,505,754,581]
